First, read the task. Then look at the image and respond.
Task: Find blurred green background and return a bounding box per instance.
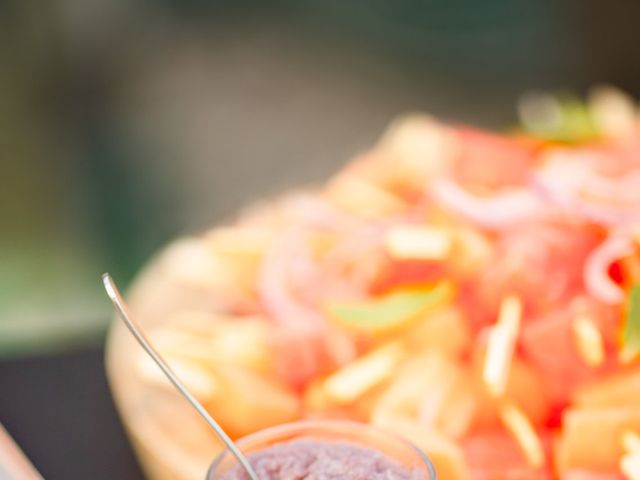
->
[1,0,639,356]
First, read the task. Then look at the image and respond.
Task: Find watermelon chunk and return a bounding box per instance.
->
[470,355,550,430]
[562,470,624,480]
[520,296,619,407]
[462,430,552,480]
[479,222,602,317]
[370,259,447,295]
[453,127,536,191]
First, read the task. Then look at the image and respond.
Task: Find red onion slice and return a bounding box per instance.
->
[258,228,326,329]
[584,233,635,304]
[259,226,360,386]
[535,149,640,226]
[430,178,548,230]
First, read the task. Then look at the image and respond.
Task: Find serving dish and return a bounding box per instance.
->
[107,87,640,479]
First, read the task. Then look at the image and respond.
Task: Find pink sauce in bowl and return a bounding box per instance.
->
[207,421,436,480]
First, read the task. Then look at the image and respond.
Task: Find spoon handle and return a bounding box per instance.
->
[102,273,259,480]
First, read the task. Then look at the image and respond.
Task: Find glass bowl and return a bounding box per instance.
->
[207,420,437,479]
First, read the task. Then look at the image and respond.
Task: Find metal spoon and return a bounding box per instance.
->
[102,273,259,480]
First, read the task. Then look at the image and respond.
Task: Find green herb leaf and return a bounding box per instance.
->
[518,92,599,144]
[623,284,640,356]
[327,282,452,333]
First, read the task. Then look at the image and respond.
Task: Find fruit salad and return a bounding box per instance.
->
[106,86,640,479]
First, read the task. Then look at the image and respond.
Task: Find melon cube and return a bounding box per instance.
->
[557,407,640,472]
[574,368,640,408]
[404,306,471,357]
[375,415,470,480]
[205,365,300,438]
[372,352,475,439]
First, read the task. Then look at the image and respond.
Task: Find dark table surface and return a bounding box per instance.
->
[0,347,145,479]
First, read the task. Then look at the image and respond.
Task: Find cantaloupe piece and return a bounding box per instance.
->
[403,306,471,357]
[375,415,470,480]
[302,379,347,417]
[161,238,257,302]
[557,407,640,473]
[357,114,459,195]
[325,172,408,218]
[574,368,640,408]
[148,316,272,373]
[205,365,300,438]
[371,352,475,439]
[302,377,388,423]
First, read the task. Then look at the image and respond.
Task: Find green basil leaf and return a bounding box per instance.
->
[327,282,452,332]
[623,284,640,355]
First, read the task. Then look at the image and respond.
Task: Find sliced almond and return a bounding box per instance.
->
[623,431,640,455]
[483,296,522,397]
[572,315,606,367]
[621,453,640,480]
[384,225,452,260]
[500,401,545,469]
[323,342,404,404]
